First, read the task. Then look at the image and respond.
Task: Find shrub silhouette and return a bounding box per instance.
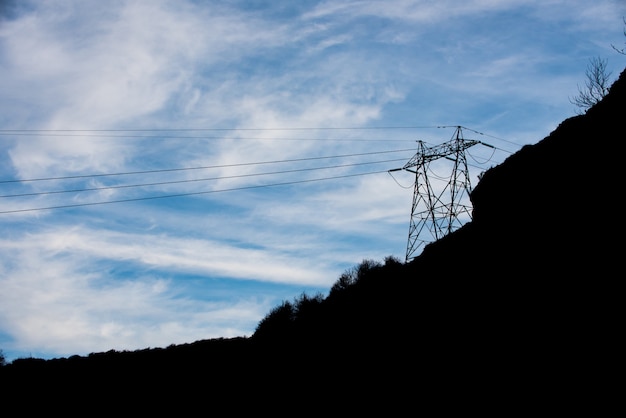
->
[253,299,295,341]
[292,292,324,320]
[328,258,383,298]
[254,258,390,343]
[253,291,327,342]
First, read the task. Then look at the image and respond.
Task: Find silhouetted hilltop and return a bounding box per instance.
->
[1,68,623,412]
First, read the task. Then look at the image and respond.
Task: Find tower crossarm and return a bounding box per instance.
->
[401,139,481,170]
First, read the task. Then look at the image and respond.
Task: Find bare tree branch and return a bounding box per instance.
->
[569,57,612,113]
[611,17,626,55]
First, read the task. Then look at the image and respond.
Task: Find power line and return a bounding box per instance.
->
[0,158,408,198]
[466,146,497,165]
[0,126,445,133]
[0,124,522,143]
[0,132,418,142]
[0,169,389,214]
[459,126,522,149]
[0,125,522,150]
[0,148,415,184]
[0,125,519,215]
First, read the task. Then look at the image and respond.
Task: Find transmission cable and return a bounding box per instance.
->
[0,169,389,214]
[0,132,418,142]
[0,148,415,184]
[0,158,407,198]
[386,171,413,189]
[0,126,444,133]
[466,147,497,165]
[459,126,521,150]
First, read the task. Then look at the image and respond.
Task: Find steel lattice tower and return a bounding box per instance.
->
[390,126,480,262]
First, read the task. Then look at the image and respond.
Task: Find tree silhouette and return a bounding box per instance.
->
[293,292,324,320]
[570,57,612,113]
[329,258,382,297]
[252,299,295,340]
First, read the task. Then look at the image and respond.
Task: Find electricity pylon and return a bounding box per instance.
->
[390,126,481,262]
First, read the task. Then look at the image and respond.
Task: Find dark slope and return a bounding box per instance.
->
[1,69,623,412]
[427,67,624,271]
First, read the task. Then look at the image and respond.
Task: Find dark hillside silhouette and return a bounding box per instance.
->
[1,68,624,413]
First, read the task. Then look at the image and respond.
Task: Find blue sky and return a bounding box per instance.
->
[1,0,624,363]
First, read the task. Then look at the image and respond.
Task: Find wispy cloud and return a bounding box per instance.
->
[303,0,525,22]
[0,225,335,284]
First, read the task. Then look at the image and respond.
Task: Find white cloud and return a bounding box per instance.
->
[0,225,333,285]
